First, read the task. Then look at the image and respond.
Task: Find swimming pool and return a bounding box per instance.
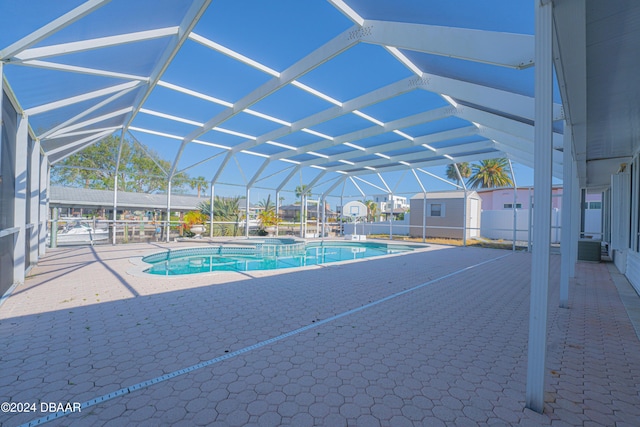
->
[142,240,420,275]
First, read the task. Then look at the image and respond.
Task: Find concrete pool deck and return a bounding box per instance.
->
[1,241,639,426]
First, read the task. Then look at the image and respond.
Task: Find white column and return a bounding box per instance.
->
[209,184,215,238]
[570,164,579,276]
[389,192,394,240]
[13,113,29,284]
[275,190,280,237]
[166,180,172,243]
[112,174,118,245]
[299,195,304,237]
[423,193,427,242]
[340,195,344,236]
[526,0,553,414]
[462,190,468,246]
[29,137,41,265]
[560,123,573,308]
[38,155,48,256]
[245,187,250,238]
[321,196,326,239]
[509,159,518,251]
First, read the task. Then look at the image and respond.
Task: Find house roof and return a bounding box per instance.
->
[51,186,207,210]
[411,190,479,200]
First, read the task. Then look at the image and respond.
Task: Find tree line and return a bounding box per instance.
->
[51,135,209,195]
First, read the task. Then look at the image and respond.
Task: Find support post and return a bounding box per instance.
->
[316,197,320,238]
[389,192,394,240]
[462,189,468,246]
[340,195,344,236]
[209,184,215,238]
[570,166,579,276]
[39,155,48,256]
[112,174,118,245]
[560,123,573,308]
[299,195,304,238]
[526,0,553,413]
[166,181,172,243]
[275,191,280,237]
[321,196,326,239]
[13,112,29,283]
[245,187,250,238]
[528,189,533,252]
[509,159,519,251]
[423,193,427,243]
[29,138,41,265]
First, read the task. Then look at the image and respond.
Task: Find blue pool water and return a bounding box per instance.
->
[143,241,417,275]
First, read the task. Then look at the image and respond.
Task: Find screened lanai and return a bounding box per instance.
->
[2,0,640,424]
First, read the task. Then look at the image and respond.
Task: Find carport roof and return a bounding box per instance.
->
[1,0,566,197]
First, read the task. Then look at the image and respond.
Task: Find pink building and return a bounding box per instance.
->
[477,186,564,211]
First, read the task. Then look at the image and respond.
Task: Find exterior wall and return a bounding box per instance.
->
[478,187,563,210]
[409,193,481,240]
[0,87,48,296]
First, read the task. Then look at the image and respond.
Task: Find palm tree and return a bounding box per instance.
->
[445,163,471,186]
[189,176,208,197]
[257,194,275,212]
[363,200,379,222]
[467,158,513,189]
[198,196,241,236]
[295,184,310,222]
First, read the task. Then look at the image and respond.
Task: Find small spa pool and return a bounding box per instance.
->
[142,239,420,275]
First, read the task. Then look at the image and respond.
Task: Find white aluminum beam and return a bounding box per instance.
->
[46,128,114,156]
[189,33,280,77]
[47,106,132,138]
[39,89,136,140]
[321,140,495,172]
[332,151,504,181]
[457,105,563,148]
[14,27,179,61]
[0,0,111,60]
[273,107,456,163]
[15,60,149,81]
[362,20,534,69]
[354,175,387,193]
[171,24,363,177]
[49,133,108,164]
[328,0,365,25]
[231,76,417,155]
[47,126,122,139]
[123,0,212,148]
[24,81,141,116]
[276,166,302,192]
[414,72,563,122]
[297,126,479,167]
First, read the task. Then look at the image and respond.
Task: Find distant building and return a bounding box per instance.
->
[409,190,482,240]
[371,194,409,220]
[279,203,335,221]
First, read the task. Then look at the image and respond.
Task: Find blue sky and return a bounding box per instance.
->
[0,0,561,206]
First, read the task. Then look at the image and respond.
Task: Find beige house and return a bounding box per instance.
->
[409,191,482,240]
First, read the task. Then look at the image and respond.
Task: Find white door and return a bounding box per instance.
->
[469,199,479,237]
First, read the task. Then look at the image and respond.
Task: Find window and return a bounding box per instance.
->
[503,203,522,209]
[428,203,444,217]
[588,201,602,209]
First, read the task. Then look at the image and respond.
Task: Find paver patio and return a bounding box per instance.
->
[0,242,639,426]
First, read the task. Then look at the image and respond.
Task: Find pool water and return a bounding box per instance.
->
[143,242,416,275]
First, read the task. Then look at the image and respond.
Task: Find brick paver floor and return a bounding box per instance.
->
[0,241,638,426]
